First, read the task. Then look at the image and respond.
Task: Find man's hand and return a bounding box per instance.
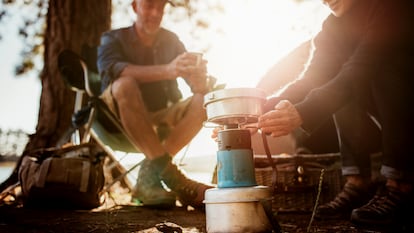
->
[167,52,207,78]
[186,72,209,94]
[257,100,303,137]
[181,52,209,94]
[167,52,210,94]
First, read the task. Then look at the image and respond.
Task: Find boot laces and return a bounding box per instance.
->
[322,183,368,210]
[361,187,404,214]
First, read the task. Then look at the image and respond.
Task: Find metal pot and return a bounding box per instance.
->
[204,88,266,125]
[204,186,273,233]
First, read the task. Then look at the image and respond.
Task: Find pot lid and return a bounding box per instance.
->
[204,88,266,106]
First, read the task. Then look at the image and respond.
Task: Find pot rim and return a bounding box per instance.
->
[204,87,266,107]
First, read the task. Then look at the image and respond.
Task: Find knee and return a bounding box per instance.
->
[111,76,140,101]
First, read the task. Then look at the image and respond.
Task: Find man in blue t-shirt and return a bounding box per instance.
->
[97,0,214,209]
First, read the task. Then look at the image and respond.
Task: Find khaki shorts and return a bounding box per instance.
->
[100,83,193,128]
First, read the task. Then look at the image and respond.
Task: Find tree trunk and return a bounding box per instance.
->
[26,0,111,151]
[0,0,111,192]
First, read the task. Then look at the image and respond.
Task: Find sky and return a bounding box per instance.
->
[0,23,41,134]
[0,0,330,157]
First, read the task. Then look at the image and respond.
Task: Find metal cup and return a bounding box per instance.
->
[188,52,203,67]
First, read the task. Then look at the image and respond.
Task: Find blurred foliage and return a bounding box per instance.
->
[166,0,225,53]
[0,0,225,77]
[0,0,47,76]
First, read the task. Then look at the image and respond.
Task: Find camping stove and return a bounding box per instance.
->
[203,88,274,233]
[216,125,257,187]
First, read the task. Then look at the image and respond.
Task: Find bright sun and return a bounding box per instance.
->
[110,0,330,97]
[170,0,330,96]
[165,0,331,158]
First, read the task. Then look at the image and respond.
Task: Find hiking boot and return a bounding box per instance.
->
[315,183,374,220]
[131,159,176,208]
[158,158,214,208]
[351,185,413,227]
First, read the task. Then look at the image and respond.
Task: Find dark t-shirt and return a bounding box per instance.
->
[97,25,185,112]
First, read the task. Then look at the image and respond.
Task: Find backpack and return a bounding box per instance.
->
[18,143,106,209]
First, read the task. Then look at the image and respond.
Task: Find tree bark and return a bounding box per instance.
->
[25,0,111,151]
[0,0,111,192]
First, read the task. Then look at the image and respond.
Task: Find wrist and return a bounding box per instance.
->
[191,86,209,95]
[165,64,176,80]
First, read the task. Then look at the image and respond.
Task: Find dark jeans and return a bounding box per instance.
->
[296,118,339,154]
[334,102,381,179]
[334,73,414,182]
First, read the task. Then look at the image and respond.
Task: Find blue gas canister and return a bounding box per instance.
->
[216,129,257,188]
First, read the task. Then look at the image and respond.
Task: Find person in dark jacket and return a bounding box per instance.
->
[259,0,414,227]
[97,0,214,209]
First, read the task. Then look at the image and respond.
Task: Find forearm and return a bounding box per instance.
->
[120,63,176,83]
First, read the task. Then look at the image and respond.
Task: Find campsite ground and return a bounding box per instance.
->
[0,155,411,233]
[1,196,411,233]
[0,203,370,233]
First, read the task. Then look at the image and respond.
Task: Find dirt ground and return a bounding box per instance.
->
[1,199,412,233]
[0,174,411,233]
[0,157,411,233]
[0,204,350,233]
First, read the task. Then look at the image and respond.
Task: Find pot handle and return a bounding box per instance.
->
[202,121,219,128]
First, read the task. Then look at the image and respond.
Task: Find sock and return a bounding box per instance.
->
[150,153,171,172]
